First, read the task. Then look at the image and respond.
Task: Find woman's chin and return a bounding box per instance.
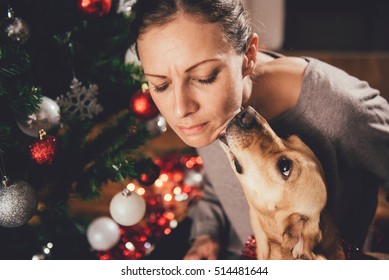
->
[180,134,215,148]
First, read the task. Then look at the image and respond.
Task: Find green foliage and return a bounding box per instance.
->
[0,0,154,259]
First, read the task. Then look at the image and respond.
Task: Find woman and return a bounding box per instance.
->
[129,0,389,259]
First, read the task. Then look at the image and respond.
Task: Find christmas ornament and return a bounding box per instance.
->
[0,177,38,228]
[77,0,112,18]
[0,7,30,45]
[87,216,121,251]
[17,96,61,138]
[135,159,160,186]
[56,78,103,121]
[29,129,59,165]
[117,0,137,16]
[129,85,159,121]
[109,188,146,226]
[124,46,141,66]
[145,114,167,137]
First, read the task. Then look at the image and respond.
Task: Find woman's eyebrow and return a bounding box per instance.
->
[144,58,221,78]
[184,58,221,73]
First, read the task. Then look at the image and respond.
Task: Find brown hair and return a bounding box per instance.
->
[129,0,252,54]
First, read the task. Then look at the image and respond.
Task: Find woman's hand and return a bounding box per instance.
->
[183,235,220,260]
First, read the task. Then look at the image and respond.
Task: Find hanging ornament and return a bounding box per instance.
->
[129,84,159,121]
[17,96,61,138]
[0,177,38,228]
[29,129,59,165]
[56,78,103,122]
[0,7,30,45]
[124,46,141,66]
[117,0,137,16]
[109,188,146,226]
[135,159,160,186]
[77,0,112,18]
[145,114,167,138]
[87,216,121,251]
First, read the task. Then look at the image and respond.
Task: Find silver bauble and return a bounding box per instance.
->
[17,96,61,137]
[145,114,167,137]
[1,16,30,45]
[0,179,38,228]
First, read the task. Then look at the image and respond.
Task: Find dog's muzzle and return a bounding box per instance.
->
[218,106,260,147]
[236,108,256,130]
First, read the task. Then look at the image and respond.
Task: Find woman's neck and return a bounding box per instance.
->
[244,51,307,121]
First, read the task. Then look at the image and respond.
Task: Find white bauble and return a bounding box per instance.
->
[17,96,61,137]
[86,216,121,251]
[109,189,146,226]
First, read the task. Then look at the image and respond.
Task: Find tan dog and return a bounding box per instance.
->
[219,106,345,260]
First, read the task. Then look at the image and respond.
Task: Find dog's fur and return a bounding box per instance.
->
[219,106,345,260]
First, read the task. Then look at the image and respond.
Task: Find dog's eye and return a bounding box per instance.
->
[278,157,292,178]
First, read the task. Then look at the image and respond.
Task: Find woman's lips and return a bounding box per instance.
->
[176,122,208,135]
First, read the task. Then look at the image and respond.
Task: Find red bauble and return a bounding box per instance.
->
[129,89,159,121]
[76,0,112,18]
[29,130,59,165]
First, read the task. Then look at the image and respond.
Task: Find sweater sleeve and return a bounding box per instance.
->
[187,171,228,241]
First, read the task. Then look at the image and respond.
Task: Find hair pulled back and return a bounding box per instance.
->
[129,0,252,54]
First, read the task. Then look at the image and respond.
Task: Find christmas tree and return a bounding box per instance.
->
[0,0,203,260]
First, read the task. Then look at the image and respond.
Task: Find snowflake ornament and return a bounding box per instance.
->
[56,78,103,121]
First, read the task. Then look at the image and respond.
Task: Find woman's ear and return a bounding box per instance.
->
[242,33,259,77]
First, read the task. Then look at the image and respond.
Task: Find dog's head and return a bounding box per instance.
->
[219,106,327,216]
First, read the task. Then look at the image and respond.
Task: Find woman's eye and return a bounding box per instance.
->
[153,83,169,93]
[196,70,218,85]
[277,157,292,178]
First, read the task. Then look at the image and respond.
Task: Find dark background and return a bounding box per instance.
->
[283,0,389,51]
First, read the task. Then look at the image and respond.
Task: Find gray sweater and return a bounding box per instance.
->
[190,56,389,258]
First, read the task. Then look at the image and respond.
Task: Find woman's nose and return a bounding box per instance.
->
[173,84,199,118]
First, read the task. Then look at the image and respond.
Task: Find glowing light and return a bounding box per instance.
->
[173,186,181,195]
[186,161,194,168]
[164,211,175,220]
[144,242,151,249]
[196,156,203,164]
[175,193,189,201]
[155,179,163,187]
[164,193,173,202]
[160,173,169,182]
[137,187,146,196]
[164,228,172,235]
[170,219,178,228]
[125,242,136,251]
[46,242,53,249]
[127,183,136,191]
[43,247,50,254]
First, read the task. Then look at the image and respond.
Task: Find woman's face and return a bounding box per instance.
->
[137,14,250,147]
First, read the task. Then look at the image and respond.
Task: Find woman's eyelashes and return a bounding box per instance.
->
[153,83,169,93]
[196,70,219,85]
[150,70,219,93]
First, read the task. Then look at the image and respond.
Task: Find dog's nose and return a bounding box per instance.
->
[237,109,255,129]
